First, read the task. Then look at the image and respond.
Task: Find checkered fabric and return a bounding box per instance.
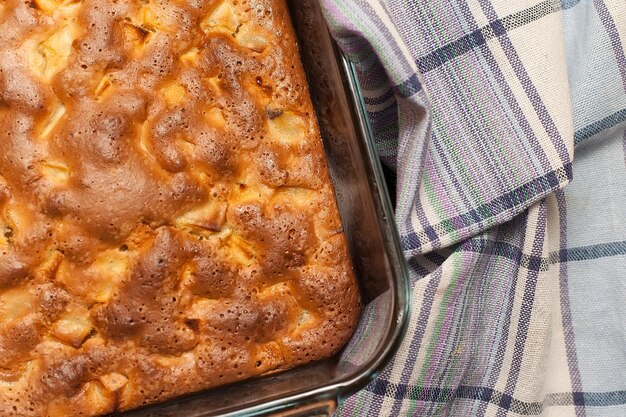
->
[320,0,626,416]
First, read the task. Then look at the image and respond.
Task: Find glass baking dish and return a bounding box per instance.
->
[118,0,410,415]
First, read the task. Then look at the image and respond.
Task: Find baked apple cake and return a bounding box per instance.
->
[0,0,360,415]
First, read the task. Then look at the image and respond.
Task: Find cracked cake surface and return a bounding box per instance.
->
[0,0,360,415]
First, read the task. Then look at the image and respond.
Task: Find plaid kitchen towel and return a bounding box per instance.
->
[320,0,626,416]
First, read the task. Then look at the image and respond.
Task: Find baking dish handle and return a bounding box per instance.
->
[268,399,337,417]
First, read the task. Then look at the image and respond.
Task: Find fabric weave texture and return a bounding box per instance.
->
[319,0,626,416]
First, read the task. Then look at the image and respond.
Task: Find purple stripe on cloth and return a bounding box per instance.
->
[593,0,626,90]
[408,256,432,278]
[495,200,549,417]
[458,238,548,272]
[478,0,572,169]
[453,0,557,176]
[419,256,471,393]
[363,89,395,105]
[321,0,626,415]
[321,0,419,82]
[475,41,556,175]
[474,219,530,417]
[387,269,444,417]
[427,130,480,232]
[415,0,560,74]
[406,157,444,252]
[364,381,626,409]
[401,165,572,253]
[437,1,546,198]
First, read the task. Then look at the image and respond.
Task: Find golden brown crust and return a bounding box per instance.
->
[0,0,360,415]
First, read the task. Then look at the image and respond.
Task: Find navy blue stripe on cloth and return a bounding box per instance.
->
[416,0,561,73]
[479,0,572,169]
[574,108,626,146]
[438,239,626,267]
[401,164,573,252]
[363,88,395,105]
[459,239,549,272]
[423,251,447,266]
[558,240,626,262]
[392,73,422,97]
[408,256,431,277]
[367,379,626,411]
